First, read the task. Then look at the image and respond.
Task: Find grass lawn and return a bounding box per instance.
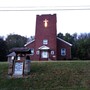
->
[0,61,90,90]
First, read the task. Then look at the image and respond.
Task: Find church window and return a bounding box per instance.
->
[30,48,34,55]
[43,39,48,45]
[51,51,54,55]
[61,48,66,56]
[36,51,40,55]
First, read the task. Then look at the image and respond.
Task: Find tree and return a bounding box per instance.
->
[64,33,74,44]
[57,33,64,39]
[27,36,35,43]
[77,33,90,59]
[6,34,28,50]
[0,37,7,61]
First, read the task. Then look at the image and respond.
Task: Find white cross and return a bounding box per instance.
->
[43,19,48,28]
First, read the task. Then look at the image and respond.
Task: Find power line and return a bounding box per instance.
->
[0,6,90,11]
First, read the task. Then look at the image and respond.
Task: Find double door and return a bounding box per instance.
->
[40,51,49,60]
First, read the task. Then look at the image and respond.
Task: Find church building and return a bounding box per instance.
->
[25,14,72,60]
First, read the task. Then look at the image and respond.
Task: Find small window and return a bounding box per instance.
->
[61,48,66,56]
[31,49,34,55]
[43,39,48,45]
[36,51,40,55]
[51,51,54,55]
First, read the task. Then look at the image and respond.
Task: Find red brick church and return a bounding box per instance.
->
[25,14,72,60]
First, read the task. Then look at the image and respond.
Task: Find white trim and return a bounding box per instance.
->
[39,45,50,50]
[24,37,72,47]
[57,37,72,46]
[24,39,35,46]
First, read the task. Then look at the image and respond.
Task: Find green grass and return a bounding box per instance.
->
[0,61,90,90]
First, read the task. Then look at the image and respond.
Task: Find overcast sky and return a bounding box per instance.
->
[0,0,90,38]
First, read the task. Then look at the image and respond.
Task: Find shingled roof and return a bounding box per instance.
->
[10,47,31,54]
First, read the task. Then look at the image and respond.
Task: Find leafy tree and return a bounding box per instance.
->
[0,37,7,61]
[6,34,28,50]
[77,33,90,59]
[57,33,64,39]
[64,33,74,44]
[27,36,35,42]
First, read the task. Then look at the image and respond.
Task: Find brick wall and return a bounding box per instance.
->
[57,39,71,60]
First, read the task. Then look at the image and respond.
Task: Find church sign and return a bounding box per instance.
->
[14,62,23,75]
[7,47,31,78]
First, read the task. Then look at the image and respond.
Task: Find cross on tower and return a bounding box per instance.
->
[43,19,48,28]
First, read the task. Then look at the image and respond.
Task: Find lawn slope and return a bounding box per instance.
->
[0,61,90,90]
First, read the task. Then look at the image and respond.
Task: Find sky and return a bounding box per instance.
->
[0,0,90,38]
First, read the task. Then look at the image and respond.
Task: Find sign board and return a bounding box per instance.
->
[14,62,23,75]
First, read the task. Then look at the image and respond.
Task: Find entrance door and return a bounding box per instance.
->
[41,51,49,59]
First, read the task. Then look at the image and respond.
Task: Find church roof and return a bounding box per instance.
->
[24,37,72,47]
[24,39,35,46]
[57,37,72,46]
[10,47,31,54]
